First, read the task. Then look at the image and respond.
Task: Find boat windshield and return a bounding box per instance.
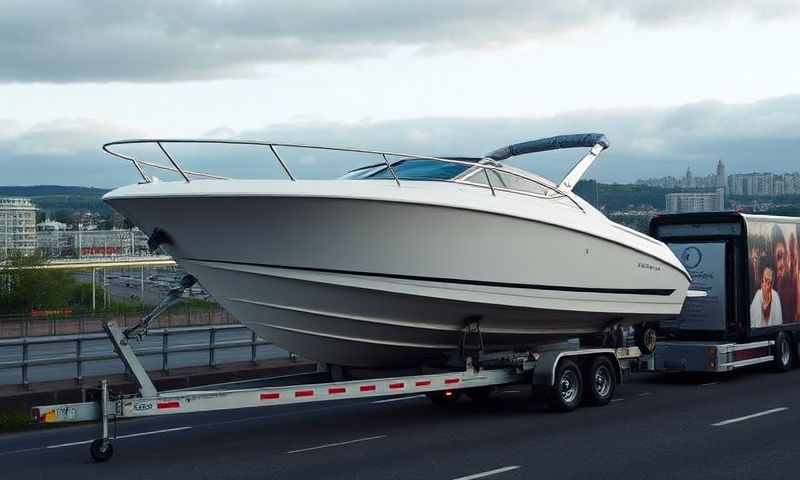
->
[342,158,478,181]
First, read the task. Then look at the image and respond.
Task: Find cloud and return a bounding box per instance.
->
[1,95,798,188]
[0,0,796,83]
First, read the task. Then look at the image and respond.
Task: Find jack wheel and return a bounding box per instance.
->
[90,438,114,463]
[426,390,462,406]
[583,356,616,406]
[546,359,583,412]
[774,332,793,372]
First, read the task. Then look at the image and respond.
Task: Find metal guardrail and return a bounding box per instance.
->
[0,324,284,387]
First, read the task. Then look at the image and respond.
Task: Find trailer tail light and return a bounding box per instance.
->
[359,385,376,392]
[389,382,404,390]
[415,380,431,387]
[157,401,180,410]
[260,392,280,400]
[328,387,346,395]
[444,378,460,385]
[295,390,314,398]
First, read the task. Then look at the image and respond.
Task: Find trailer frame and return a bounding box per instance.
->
[32,320,640,462]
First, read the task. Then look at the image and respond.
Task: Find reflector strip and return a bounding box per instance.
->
[328,387,346,394]
[260,393,280,400]
[416,380,431,387]
[360,385,377,392]
[444,378,460,385]
[295,390,314,398]
[389,383,404,389]
[157,401,180,409]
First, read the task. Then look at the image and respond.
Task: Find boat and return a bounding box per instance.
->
[102,134,691,368]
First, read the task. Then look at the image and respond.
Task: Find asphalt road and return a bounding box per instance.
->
[2,367,799,479]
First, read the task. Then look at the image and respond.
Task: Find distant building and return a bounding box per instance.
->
[0,197,37,258]
[715,159,727,189]
[37,227,150,258]
[665,188,725,213]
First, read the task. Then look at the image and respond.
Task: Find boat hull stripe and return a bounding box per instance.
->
[184,258,675,296]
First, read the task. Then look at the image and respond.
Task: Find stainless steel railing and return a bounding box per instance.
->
[0,324,289,387]
[101,139,569,201]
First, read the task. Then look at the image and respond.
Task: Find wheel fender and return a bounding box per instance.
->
[531,349,623,386]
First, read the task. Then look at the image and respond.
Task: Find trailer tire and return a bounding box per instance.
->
[90,439,114,463]
[773,332,793,372]
[546,359,583,412]
[583,356,616,406]
[426,390,462,406]
[635,324,658,355]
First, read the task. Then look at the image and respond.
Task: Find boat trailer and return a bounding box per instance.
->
[32,317,641,462]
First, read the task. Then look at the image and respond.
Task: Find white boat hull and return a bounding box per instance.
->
[106,180,690,367]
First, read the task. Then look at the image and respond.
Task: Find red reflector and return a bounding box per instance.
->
[389,383,404,389]
[157,401,180,409]
[328,387,346,394]
[444,378,460,385]
[360,385,376,392]
[295,390,314,398]
[260,392,280,400]
[415,380,431,387]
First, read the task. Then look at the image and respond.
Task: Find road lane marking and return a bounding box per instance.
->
[700,382,719,387]
[45,426,192,449]
[611,398,625,402]
[116,426,192,439]
[637,392,652,397]
[452,465,521,480]
[712,408,788,427]
[286,434,387,454]
[372,395,425,404]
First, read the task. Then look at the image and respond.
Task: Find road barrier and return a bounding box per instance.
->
[0,306,237,338]
[0,324,287,387]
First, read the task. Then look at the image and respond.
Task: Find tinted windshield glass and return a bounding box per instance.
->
[355,159,475,180]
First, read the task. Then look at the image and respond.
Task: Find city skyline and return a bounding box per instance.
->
[0,2,799,187]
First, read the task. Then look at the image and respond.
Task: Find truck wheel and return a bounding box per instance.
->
[546,359,583,412]
[634,324,658,354]
[426,390,462,406]
[583,356,616,406]
[90,439,114,463]
[773,332,793,372]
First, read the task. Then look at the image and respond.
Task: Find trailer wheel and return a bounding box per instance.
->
[583,356,616,406]
[426,390,462,406]
[465,387,492,405]
[546,359,583,412]
[90,439,114,463]
[635,324,658,354]
[773,332,793,372]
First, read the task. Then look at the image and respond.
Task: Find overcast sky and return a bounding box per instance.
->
[1,0,799,187]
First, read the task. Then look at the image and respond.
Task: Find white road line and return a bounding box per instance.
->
[451,465,521,480]
[712,408,788,427]
[117,426,192,439]
[700,382,719,387]
[45,426,192,449]
[611,398,625,403]
[46,440,93,449]
[637,392,652,397]
[372,395,425,404]
[286,434,387,454]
